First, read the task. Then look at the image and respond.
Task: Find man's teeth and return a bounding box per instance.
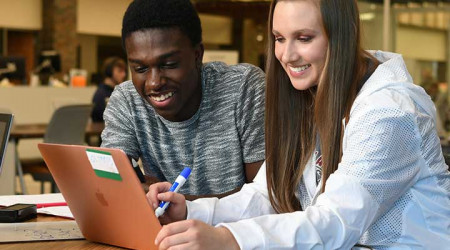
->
[290,64,311,73]
[151,92,174,102]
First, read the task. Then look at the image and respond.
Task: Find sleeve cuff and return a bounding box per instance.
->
[217,220,267,250]
[186,198,218,225]
[243,151,265,164]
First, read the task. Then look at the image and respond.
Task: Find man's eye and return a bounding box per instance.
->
[161,62,178,69]
[134,66,148,73]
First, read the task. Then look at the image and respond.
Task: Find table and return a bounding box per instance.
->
[10,122,105,194]
[10,122,105,140]
[0,215,121,249]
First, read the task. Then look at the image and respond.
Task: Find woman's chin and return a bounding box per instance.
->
[290,80,316,91]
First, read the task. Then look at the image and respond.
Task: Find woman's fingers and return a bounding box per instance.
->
[155,220,192,246]
[146,182,172,209]
[157,191,185,205]
[147,182,187,223]
[165,243,192,250]
[155,221,239,250]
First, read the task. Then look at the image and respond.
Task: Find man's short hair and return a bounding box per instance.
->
[122,0,202,47]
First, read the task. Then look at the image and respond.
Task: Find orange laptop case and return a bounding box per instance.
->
[38,143,161,250]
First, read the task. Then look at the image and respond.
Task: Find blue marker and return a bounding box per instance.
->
[155,167,191,218]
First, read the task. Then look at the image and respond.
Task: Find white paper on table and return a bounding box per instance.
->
[0,221,83,242]
[37,206,74,219]
[0,193,65,206]
[0,193,73,218]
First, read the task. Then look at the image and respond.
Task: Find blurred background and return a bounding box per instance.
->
[0,0,449,194]
[0,1,447,87]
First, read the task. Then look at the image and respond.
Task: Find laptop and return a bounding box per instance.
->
[38,143,161,250]
[0,113,13,175]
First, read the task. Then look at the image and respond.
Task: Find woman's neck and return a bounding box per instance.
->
[104,78,116,88]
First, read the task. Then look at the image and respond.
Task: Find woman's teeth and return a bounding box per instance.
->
[151,92,174,102]
[289,64,311,73]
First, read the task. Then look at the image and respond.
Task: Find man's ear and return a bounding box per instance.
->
[194,42,204,66]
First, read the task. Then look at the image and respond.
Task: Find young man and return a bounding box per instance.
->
[101,0,265,196]
[91,57,127,122]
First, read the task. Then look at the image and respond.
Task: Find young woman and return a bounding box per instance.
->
[147,0,450,249]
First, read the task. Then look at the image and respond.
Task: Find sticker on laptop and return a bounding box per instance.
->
[86,149,122,181]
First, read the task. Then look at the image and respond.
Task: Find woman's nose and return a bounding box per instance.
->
[281,42,300,64]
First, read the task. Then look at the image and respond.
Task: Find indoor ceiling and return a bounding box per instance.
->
[193,0,449,20]
[362,0,449,3]
[193,0,450,3]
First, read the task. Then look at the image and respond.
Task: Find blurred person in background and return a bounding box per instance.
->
[91,57,127,122]
[422,69,449,139]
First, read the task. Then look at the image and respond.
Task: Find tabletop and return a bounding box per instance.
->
[10,122,105,140]
[0,178,153,249]
[0,215,122,249]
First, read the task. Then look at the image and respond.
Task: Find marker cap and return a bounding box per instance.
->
[180,167,191,179]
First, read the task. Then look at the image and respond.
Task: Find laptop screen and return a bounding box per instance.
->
[0,113,13,175]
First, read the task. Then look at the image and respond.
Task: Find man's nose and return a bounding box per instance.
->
[146,68,165,90]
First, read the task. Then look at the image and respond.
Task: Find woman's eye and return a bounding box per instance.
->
[275,37,284,42]
[274,37,285,43]
[299,36,313,42]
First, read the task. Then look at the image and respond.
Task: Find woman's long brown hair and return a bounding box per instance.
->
[265,0,379,213]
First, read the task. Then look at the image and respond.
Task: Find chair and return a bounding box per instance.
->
[0,108,16,195]
[44,104,92,145]
[22,104,92,193]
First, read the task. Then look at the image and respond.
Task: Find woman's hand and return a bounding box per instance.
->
[155,220,240,250]
[147,182,187,224]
